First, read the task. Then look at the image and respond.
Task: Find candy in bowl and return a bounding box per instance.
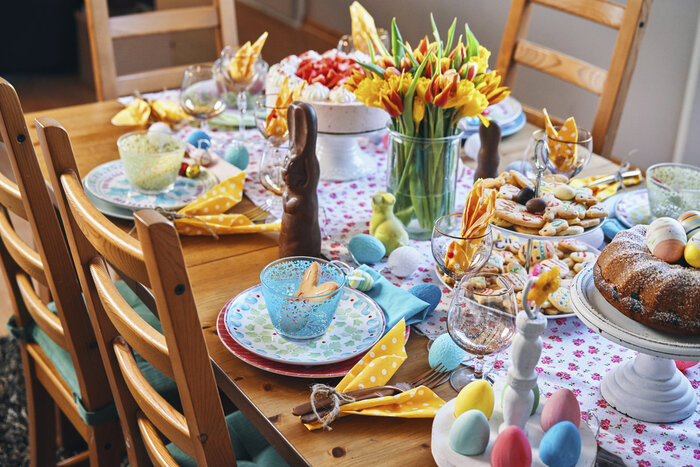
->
[116,130,186,194]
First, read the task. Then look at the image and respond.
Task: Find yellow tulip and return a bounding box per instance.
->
[344,69,367,92]
[354,77,385,109]
[413,95,425,125]
[425,69,459,107]
[477,71,511,106]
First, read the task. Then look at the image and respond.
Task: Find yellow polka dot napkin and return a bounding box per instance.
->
[570,173,643,201]
[111,97,191,127]
[304,320,447,430]
[173,172,280,236]
[543,108,577,172]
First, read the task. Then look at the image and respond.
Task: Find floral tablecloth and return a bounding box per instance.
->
[136,90,700,466]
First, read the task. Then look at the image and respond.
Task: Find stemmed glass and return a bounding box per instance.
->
[179,64,226,134]
[447,273,517,391]
[524,127,593,182]
[255,94,290,196]
[217,46,268,144]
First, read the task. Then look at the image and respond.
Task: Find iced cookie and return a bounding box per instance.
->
[574,192,598,206]
[556,203,579,219]
[507,260,526,276]
[570,251,598,263]
[558,239,588,252]
[559,225,585,236]
[540,258,570,277]
[518,240,555,264]
[496,198,545,228]
[504,236,522,253]
[548,287,572,313]
[579,218,601,228]
[509,170,534,189]
[585,204,609,218]
[498,184,520,200]
[501,272,527,291]
[539,219,569,236]
[514,225,541,235]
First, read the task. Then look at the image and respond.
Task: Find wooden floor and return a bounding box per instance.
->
[0,2,340,337]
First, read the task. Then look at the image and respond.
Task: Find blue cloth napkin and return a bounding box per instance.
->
[602,218,626,240]
[358,265,432,330]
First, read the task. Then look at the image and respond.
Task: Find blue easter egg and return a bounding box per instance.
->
[428,333,466,371]
[224,144,250,170]
[348,234,385,264]
[449,409,490,456]
[408,283,441,314]
[187,130,211,149]
[539,421,581,467]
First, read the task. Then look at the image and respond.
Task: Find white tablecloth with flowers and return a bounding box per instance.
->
[138,89,699,466]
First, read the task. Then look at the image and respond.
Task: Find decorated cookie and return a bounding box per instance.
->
[548,287,572,313]
[585,204,609,218]
[504,236,522,253]
[501,272,527,291]
[563,257,575,268]
[492,216,514,228]
[573,262,586,273]
[540,258,570,277]
[542,193,563,208]
[514,225,541,235]
[509,170,533,189]
[518,240,555,264]
[570,251,598,263]
[496,199,545,228]
[574,192,598,206]
[556,203,579,219]
[507,260,526,276]
[498,184,520,200]
[558,239,588,252]
[559,225,584,236]
[484,255,505,273]
[579,218,601,228]
[567,217,581,225]
[483,177,505,189]
[539,219,569,236]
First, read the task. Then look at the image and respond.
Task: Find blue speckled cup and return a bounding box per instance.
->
[260,257,347,339]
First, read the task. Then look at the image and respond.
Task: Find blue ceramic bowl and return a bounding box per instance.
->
[260,257,347,339]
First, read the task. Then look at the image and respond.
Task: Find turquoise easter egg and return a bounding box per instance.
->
[187,130,211,149]
[539,421,581,467]
[678,210,700,240]
[491,425,531,467]
[684,232,700,268]
[408,283,441,314]
[428,333,466,371]
[224,143,250,170]
[347,269,374,291]
[348,234,385,264]
[448,409,490,456]
[541,388,580,432]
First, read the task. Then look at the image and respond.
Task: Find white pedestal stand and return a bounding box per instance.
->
[316,132,374,181]
[571,266,700,423]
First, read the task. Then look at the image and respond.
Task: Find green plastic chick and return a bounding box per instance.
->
[369,192,409,255]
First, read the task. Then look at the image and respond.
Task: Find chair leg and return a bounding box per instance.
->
[57,407,86,454]
[21,346,57,467]
[87,420,124,467]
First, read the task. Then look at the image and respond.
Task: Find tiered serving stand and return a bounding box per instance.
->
[570,265,700,423]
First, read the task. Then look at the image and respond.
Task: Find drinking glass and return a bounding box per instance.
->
[179,64,226,134]
[524,127,593,181]
[255,94,291,196]
[447,273,517,391]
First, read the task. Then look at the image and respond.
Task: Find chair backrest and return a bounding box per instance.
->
[36,117,236,466]
[0,77,113,414]
[496,0,651,158]
[85,0,238,101]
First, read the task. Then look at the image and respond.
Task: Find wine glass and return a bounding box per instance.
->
[217,47,268,144]
[524,127,593,180]
[431,214,494,287]
[447,272,517,391]
[255,94,290,196]
[179,64,226,134]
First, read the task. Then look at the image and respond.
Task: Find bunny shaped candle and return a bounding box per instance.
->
[279,102,322,258]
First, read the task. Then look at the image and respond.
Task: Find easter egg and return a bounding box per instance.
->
[500,383,540,416]
[347,269,374,291]
[541,388,580,432]
[684,232,700,268]
[148,121,172,134]
[553,184,576,201]
[409,283,442,314]
[539,421,581,467]
[388,246,421,278]
[449,409,490,456]
[454,380,494,419]
[678,210,700,240]
[147,122,173,147]
[491,425,531,467]
[224,143,250,170]
[187,130,211,149]
[646,217,687,262]
[348,234,385,264]
[428,333,466,371]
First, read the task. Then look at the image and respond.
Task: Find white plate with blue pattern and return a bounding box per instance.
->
[83,160,217,211]
[224,285,386,366]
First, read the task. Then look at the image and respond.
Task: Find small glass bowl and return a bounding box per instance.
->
[647,163,700,218]
[260,256,347,340]
[116,130,186,194]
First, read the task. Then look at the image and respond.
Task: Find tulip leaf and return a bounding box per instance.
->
[430,13,442,52]
[356,61,387,78]
[465,23,480,61]
[391,17,404,67]
[404,41,419,68]
[402,51,432,135]
[444,18,457,54]
[367,38,376,64]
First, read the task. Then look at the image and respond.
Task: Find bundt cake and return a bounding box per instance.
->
[593,225,700,335]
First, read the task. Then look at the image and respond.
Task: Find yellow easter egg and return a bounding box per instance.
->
[684,233,700,268]
[454,380,495,419]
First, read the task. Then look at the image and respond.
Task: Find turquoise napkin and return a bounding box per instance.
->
[358,265,432,330]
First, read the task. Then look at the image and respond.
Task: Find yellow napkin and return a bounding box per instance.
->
[570,174,643,201]
[173,172,280,236]
[304,320,446,430]
[543,108,577,172]
[265,77,306,137]
[349,2,384,54]
[228,32,268,83]
[111,98,191,127]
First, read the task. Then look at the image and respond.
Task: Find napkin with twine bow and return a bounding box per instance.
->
[303,320,446,430]
[111,96,191,127]
[167,172,280,236]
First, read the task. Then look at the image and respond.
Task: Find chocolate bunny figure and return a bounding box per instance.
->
[474,121,501,180]
[279,101,322,258]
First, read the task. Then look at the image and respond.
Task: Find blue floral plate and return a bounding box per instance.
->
[223,285,386,366]
[83,160,217,211]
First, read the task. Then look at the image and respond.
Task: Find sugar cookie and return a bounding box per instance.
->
[558,225,585,236]
[570,251,598,263]
[585,204,609,218]
[498,184,520,200]
[539,219,569,236]
[548,287,572,313]
[509,170,534,189]
[558,239,588,252]
[496,198,545,228]
[579,218,601,228]
[518,240,555,264]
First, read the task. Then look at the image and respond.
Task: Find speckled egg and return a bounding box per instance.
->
[348,234,385,264]
[541,388,580,432]
[428,333,466,371]
[490,425,532,467]
[455,380,494,419]
[678,210,700,240]
[387,246,421,278]
[684,232,700,268]
[449,409,490,456]
[539,421,581,467]
[409,283,442,314]
[646,217,687,262]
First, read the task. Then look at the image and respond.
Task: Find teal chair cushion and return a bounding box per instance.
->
[166,410,288,466]
[26,281,179,420]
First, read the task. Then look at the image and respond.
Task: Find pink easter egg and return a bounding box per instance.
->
[541,388,581,432]
[646,217,687,262]
[490,425,532,467]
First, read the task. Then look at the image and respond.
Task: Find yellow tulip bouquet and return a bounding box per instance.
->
[346,16,509,236]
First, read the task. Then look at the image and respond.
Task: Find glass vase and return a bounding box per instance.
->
[387,130,461,240]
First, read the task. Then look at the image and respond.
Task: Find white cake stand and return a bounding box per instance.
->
[570,265,700,423]
[316,129,382,181]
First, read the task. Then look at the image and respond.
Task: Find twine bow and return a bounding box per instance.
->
[308,384,357,430]
[154,207,220,239]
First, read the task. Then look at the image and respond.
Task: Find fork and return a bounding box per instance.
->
[293,364,450,420]
[242,202,272,223]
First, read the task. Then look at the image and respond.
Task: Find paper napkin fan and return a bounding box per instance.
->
[304,319,446,430]
[111,97,191,127]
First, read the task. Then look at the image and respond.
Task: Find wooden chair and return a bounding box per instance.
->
[0,77,124,465]
[84,0,238,101]
[496,0,652,158]
[36,117,286,466]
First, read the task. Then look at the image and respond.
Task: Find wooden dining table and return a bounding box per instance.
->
[25,100,620,466]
